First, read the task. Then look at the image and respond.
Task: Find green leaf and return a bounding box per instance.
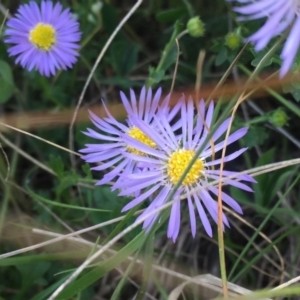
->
[16,261,50,286]
[88,187,139,240]
[111,252,140,300]
[110,40,141,76]
[159,44,179,71]
[250,48,280,68]
[251,149,295,207]
[103,203,142,243]
[31,276,70,300]
[148,67,165,84]
[156,8,186,23]
[16,262,51,298]
[269,168,296,200]
[282,80,300,102]
[241,125,268,148]
[82,163,92,179]
[101,3,118,34]
[289,88,300,102]
[56,231,147,299]
[48,155,65,177]
[253,148,275,204]
[215,46,227,66]
[0,60,14,84]
[0,60,15,103]
[55,173,79,197]
[26,181,110,212]
[136,233,154,300]
[0,252,89,267]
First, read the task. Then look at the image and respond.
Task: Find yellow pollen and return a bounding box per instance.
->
[29,23,56,51]
[167,149,204,186]
[127,126,156,155]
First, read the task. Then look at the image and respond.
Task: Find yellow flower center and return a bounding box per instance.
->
[29,23,56,51]
[127,126,156,155]
[167,149,204,186]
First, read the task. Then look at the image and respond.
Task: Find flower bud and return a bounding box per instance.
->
[270,109,289,127]
[91,1,103,15]
[187,16,205,38]
[225,31,241,50]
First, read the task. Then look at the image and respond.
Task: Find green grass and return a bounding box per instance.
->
[0,0,300,299]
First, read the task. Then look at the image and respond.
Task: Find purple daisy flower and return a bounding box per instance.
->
[4,1,81,76]
[80,86,179,186]
[230,0,300,77]
[117,97,255,242]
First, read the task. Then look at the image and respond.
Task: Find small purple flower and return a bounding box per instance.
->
[230,0,300,77]
[117,97,255,242]
[80,87,177,186]
[4,1,81,76]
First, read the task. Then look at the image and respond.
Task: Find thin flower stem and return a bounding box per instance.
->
[170,39,181,94]
[206,42,249,103]
[215,39,284,293]
[0,121,79,156]
[217,221,228,297]
[217,93,246,297]
[146,24,186,88]
[195,50,206,100]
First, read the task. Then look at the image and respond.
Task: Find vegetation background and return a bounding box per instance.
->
[0,0,300,299]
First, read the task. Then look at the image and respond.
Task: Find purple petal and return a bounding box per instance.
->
[208,174,253,192]
[121,184,161,211]
[144,88,153,123]
[201,128,248,158]
[205,148,248,166]
[168,199,181,242]
[280,15,300,77]
[118,175,161,196]
[194,193,212,237]
[187,98,194,149]
[206,170,256,183]
[138,86,146,119]
[137,186,170,230]
[82,129,119,141]
[149,87,162,117]
[129,89,138,117]
[91,155,123,171]
[181,96,187,148]
[199,189,229,228]
[209,186,243,214]
[188,195,197,237]
[121,134,165,159]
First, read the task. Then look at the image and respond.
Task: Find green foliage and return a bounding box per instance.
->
[56,231,147,299]
[242,125,268,148]
[251,49,277,67]
[109,40,141,76]
[0,60,15,103]
[282,75,300,102]
[156,8,187,23]
[0,0,300,299]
